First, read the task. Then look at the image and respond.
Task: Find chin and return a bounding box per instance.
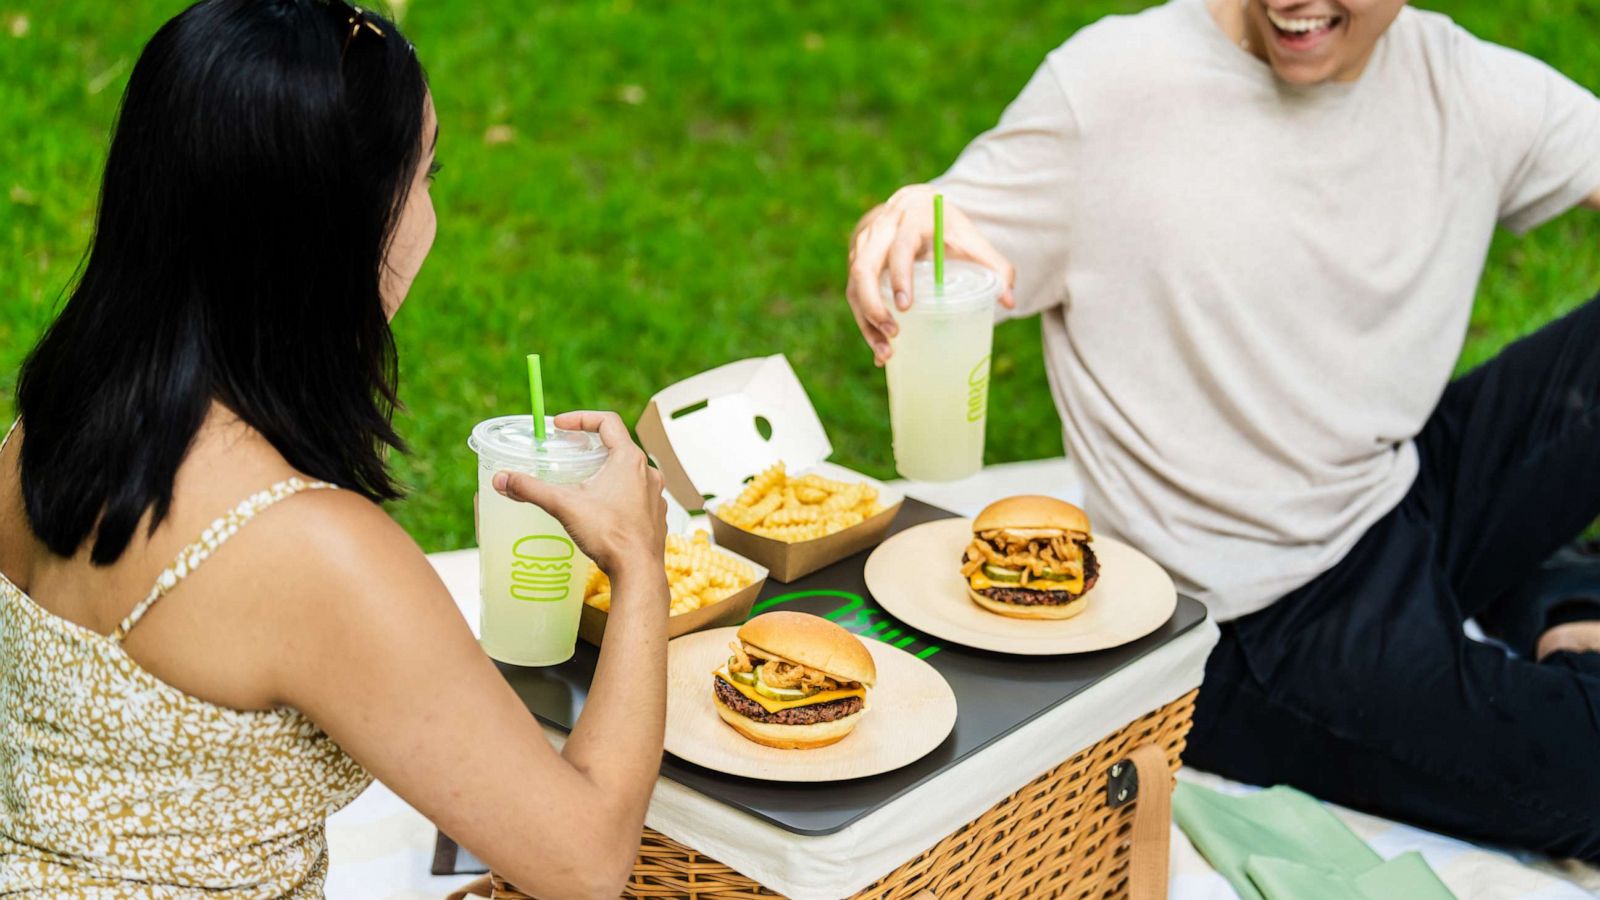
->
[1269,57,1342,85]
[1258,27,1349,85]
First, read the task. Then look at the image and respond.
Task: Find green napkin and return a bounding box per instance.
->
[1173,782,1456,900]
[1246,852,1454,899]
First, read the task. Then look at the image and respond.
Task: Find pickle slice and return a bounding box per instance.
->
[981,564,1023,583]
[726,663,757,686]
[752,669,808,701]
[983,563,1082,583]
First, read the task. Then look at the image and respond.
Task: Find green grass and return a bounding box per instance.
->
[2,0,1597,553]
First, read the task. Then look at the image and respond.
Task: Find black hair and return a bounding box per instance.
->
[15,0,429,565]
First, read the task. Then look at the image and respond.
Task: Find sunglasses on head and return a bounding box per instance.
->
[316,0,385,61]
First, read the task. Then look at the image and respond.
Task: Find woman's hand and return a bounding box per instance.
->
[491,410,667,580]
[846,184,1017,365]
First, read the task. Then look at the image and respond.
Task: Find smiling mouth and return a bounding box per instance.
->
[1264,7,1344,50]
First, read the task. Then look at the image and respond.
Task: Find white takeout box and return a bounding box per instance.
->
[636,355,904,583]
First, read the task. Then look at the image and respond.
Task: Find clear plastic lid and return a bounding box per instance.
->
[468,415,608,477]
[879,259,1002,316]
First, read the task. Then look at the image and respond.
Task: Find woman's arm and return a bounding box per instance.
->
[495,411,670,879]
[264,412,668,899]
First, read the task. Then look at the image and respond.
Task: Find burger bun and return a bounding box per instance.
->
[736,611,876,687]
[972,495,1091,537]
[713,697,864,750]
[967,587,1089,621]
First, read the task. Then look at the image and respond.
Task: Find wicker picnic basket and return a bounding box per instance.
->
[453,688,1196,900]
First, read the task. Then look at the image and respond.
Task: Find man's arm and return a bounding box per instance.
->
[1456,34,1600,231]
[843,49,1082,364]
[846,190,1018,365]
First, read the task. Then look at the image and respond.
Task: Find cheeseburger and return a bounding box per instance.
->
[712,611,876,750]
[961,495,1099,620]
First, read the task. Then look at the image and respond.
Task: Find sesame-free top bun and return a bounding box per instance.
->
[736,611,877,687]
[972,495,1091,536]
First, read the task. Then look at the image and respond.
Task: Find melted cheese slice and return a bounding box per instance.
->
[1030,575,1085,592]
[714,669,866,714]
[968,572,1084,593]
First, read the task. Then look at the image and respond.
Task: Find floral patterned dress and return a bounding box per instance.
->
[0,424,372,897]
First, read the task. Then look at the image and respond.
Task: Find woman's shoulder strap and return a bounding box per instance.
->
[111,477,340,643]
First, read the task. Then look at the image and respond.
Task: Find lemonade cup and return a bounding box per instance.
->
[469,415,608,666]
[882,259,1002,482]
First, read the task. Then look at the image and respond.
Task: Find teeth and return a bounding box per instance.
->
[1266,8,1336,33]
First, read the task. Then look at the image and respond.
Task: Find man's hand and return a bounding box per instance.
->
[846,185,1017,366]
[1538,620,1600,659]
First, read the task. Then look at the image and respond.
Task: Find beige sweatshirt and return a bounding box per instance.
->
[934,0,1600,620]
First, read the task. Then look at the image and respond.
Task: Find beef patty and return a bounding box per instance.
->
[714,677,864,725]
[979,543,1100,606]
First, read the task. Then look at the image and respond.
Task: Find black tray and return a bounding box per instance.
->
[434,498,1207,872]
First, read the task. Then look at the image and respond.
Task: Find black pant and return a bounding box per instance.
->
[1187,292,1600,862]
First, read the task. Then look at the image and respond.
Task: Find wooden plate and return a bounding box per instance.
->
[863,519,1177,655]
[664,626,957,782]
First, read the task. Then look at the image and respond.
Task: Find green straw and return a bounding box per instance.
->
[527,353,547,443]
[933,193,945,296]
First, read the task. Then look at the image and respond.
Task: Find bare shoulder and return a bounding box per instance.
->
[168,408,461,645]
[243,485,451,621]
[224,484,477,705]
[251,484,412,559]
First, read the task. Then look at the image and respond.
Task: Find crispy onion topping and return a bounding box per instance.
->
[964,531,1091,581]
[734,643,852,692]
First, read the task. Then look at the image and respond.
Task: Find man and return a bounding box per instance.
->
[846,0,1600,860]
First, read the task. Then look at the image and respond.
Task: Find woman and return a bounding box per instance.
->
[0,1,671,896]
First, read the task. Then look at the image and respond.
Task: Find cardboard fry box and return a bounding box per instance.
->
[577,543,768,647]
[636,354,905,582]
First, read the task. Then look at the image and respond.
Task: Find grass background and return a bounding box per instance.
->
[2,0,1597,553]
